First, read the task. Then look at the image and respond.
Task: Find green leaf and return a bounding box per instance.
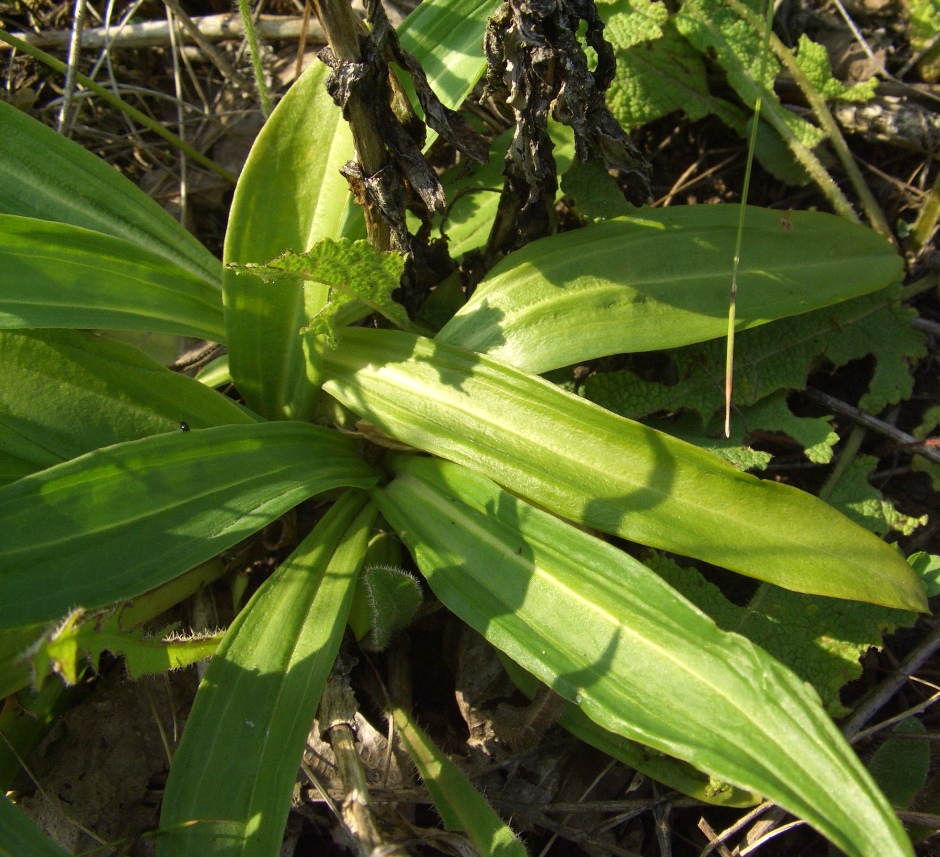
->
[392,705,527,857]
[158,491,374,856]
[868,719,930,809]
[223,61,353,421]
[674,0,827,149]
[583,286,923,425]
[906,0,940,81]
[373,455,913,857]
[436,206,903,373]
[794,34,878,102]
[0,423,380,628]
[349,565,423,651]
[560,159,636,221]
[397,0,500,115]
[233,239,413,343]
[0,625,47,702]
[501,656,759,807]
[908,552,940,598]
[642,392,839,466]
[599,0,669,50]
[28,609,221,686]
[0,793,71,857]
[645,551,916,717]
[606,18,718,127]
[0,100,221,291]
[0,329,256,481]
[0,215,225,341]
[320,327,926,611]
[828,456,928,537]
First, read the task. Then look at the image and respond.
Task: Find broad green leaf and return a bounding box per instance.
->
[397,0,499,114]
[499,656,758,807]
[321,327,925,611]
[583,286,924,425]
[0,794,71,857]
[232,240,413,342]
[392,705,527,857]
[0,330,255,481]
[158,491,375,856]
[223,61,353,421]
[645,551,916,718]
[373,455,913,857]
[0,423,380,628]
[436,206,903,373]
[0,215,225,341]
[0,100,221,290]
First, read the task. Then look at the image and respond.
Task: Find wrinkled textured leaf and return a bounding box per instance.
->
[583,286,923,425]
[674,0,826,149]
[0,100,220,290]
[794,34,878,102]
[233,240,412,342]
[373,455,913,857]
[436,207,903,373]
[0,329,256,482]
[159,491,374,856]
[392,705,527,857]
[0,423,379,628]
[599,0,668,49]
[605,20,808,184]
[828,456,928,537]
[321,327,926,610]
[0,215,224,341]
[645,551,916,717]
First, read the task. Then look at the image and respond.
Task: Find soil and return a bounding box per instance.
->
[2,0,940,855]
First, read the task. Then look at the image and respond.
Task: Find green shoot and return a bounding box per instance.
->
[724,0,775,437]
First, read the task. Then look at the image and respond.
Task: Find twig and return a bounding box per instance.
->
[804,387,940,466]
[161,0,256,95]
[698,801,775,857]
[841,623,940,740]
[0,28,238,184]
[738,819,806,856]
[165,2,188,225]
[57,0,87,133]
[1,14,319,51]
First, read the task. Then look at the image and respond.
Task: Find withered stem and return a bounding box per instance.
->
[311,0,391,251]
